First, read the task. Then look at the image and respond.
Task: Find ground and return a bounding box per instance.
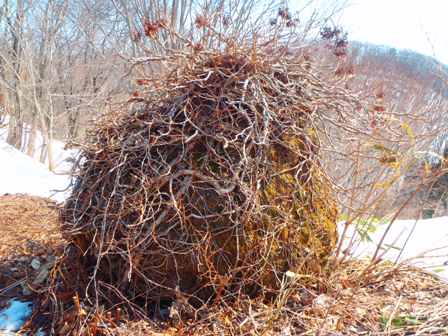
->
[0,194,448,335]
[0,194,64,307]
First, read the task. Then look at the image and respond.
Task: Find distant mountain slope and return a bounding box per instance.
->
[347,41,448,99]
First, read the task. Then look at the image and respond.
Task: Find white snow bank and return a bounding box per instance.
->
[339,216,448,280]
[0,140,71,202]
[0,122,73,202]
[0,117,74,202]
[0,118,77,174]
[0,300,32,334]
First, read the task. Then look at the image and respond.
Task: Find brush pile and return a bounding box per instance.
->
[32,32,366,333]
[63,50,338,300]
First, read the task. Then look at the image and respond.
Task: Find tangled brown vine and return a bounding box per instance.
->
[31,23,362,335]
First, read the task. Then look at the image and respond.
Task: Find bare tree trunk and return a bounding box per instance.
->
[26,111,37,156]
[68,107,81,141]
[6,0,24,149]
[39,142,47,163]
[46,95,55,171]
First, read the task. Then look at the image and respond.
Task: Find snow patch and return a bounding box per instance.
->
[0,118,77,175]
[339,216,448,280]
[0,122,72,202]
[0,300,32,334]
[0,141,71,202]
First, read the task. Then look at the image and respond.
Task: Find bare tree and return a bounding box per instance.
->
[0,0,347,172]
[4,0,25,149]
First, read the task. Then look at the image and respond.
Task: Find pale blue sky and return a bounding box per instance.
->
[336,0,448,64]
[292,0,447,64]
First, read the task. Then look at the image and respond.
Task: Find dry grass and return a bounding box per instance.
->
[0,194,61,256]
[98,260,448,335]
[0,194,63,306]
[0,194,446,335]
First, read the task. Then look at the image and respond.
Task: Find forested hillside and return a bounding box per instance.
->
[350,41,448,97]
